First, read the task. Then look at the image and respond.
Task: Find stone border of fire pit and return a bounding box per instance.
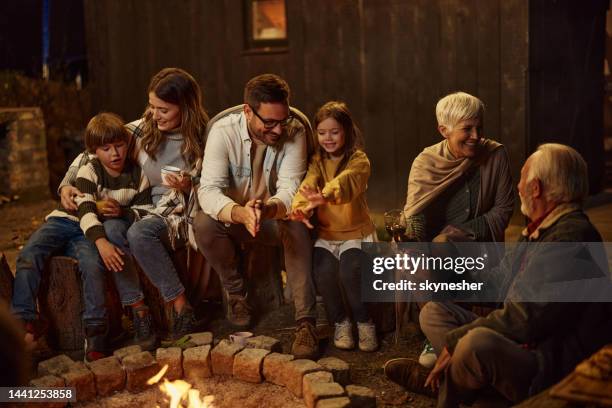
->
[31,333,376,408]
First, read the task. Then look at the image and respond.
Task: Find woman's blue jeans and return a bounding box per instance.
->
[126,216,184,302]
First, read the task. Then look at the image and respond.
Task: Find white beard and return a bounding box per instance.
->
[520,193,534,219]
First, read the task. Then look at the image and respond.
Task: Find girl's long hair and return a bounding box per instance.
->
[140,68,209,164]
[313,101,364,174]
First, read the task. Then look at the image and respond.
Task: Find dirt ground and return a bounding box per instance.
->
[0,197,435,407]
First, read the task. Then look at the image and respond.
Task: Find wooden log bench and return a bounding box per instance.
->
[0,243,284,353]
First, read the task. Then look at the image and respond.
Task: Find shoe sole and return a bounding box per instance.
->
[383,357,413,376]
[334,342,355,350]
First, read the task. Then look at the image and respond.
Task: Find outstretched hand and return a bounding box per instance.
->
[300,185,328,211]
[289,209,314,229]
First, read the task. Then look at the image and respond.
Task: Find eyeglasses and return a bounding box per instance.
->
[249,105,293,129]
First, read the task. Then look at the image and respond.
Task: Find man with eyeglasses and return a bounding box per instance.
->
[194,74,319,359]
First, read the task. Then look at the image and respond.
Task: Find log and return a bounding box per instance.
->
[38,257,123,352]
[243,242,284,314]
[38,256,83,351]
[0,253,13,307]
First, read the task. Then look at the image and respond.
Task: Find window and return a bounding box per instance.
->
[245,0,288,52]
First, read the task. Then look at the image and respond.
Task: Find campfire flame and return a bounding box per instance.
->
[148,365,215,408]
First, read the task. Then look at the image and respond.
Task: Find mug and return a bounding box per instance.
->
[161,165,182,186]
[229,331,253,347]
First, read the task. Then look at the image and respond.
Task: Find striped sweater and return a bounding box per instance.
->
[74,159,153,242]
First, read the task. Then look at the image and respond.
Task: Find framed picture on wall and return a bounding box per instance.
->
[244,0,288,52]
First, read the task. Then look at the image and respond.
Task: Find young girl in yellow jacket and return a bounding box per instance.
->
[291,101,378,351]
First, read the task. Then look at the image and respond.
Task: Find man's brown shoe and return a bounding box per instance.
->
[291,321,319,359]
[384,358,436,397]
[227,293,252,329]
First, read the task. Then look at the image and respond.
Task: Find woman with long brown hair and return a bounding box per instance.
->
[124,67,209,344]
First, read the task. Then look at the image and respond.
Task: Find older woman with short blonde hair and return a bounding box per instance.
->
[402,91,514,243]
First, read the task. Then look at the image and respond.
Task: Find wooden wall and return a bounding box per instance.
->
[529,0,608,193]
[83,0,603,211]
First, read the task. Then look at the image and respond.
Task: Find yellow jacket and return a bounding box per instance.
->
[292,150,376,240]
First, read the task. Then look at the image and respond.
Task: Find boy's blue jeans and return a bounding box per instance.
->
[11,217,107,328]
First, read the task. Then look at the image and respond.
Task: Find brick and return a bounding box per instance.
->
[345,385,376,408]
[38,354,75,377]
[29,375,66,408]
[303,371,334,390]
[232,348,271,383]
[87,356,125,396]
[122,351,159,392]
[245,335,282,352]
[30,374,66,387]
[284,359,324,397]
[183,345,212,381]
[113,345,142,362]
[29,375,68,408]
[61,362,95,402]
[211,339,244,376]
[316,397,351,408]
[262,352,294,386]
[156,347,183,380]
[188,331,213,347]
[304,382,345,408]
[318,357,350,385]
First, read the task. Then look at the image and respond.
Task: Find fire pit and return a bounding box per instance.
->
[29,333,376,408]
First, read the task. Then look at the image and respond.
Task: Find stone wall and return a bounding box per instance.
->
[0,71,92,198]
[0,108,49,199]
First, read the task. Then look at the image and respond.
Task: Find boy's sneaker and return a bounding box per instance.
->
[291,320,319,359]
[132,305,156,351]
[357,321,378,352]
[333,318,354,350]
[418,340,437,368]
[227,293,252,329]
[169,305,197,341]
[84,325,108,363]
[22,319,52,360]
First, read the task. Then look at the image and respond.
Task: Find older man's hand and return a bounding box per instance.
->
[425,346,451,392]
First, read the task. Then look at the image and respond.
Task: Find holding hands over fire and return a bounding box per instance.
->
[290,185,330,229]
[232,199,262,237]
[95,237,125,272]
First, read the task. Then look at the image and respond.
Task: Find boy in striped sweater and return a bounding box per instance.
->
[73,113,156,354]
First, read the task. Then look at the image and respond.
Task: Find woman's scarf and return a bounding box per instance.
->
[403,138,501,217]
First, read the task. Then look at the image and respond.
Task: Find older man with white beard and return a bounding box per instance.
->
[384,143,612,407]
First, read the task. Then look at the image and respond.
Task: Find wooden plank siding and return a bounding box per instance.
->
[83,0,605,211]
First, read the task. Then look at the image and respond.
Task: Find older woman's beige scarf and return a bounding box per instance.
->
[403,138,501,217]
